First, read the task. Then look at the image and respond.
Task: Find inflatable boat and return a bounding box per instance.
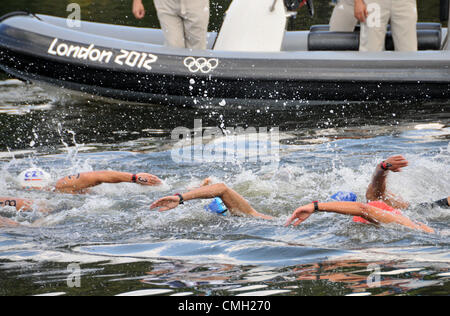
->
[0,8,449,106]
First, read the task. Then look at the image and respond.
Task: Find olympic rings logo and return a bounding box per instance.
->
[183,57,219,73]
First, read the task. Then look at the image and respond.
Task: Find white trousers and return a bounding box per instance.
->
[153,0,210,49]
[330,0,358,32]
[360,0,418,52]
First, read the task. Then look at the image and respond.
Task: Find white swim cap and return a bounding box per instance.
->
[17,168,52,189]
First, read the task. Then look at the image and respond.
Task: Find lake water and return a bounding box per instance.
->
[0,0,449,296]
[0,79,448,296]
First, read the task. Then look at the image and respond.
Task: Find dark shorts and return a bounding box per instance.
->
[418,198,449,209]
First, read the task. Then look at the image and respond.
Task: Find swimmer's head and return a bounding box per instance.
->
[331,191,357,202]
[205,197,228,216]
[17,168,52,190]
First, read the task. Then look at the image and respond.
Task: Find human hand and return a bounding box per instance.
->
[135,173,162,186]
[382,155,409,172]
[354,0,368,23]
[285,204,315,227]
[132,0,146,19]
[150,196,181,212]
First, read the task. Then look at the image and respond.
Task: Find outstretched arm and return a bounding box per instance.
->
[0,216,19,228]
[366,155,410,209]
[0,197,35,227]
[0,197,51,214]
[55,171,162,194]
[0,197,34,212]
[285,201,434,233]
[151,183,273,220]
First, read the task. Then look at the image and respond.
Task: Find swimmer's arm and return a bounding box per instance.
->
[286,202,434,234]
[0,197,50,214]
[0,216,19,227]
[151,183,273,220]
[0,197,34,212]
[55,171,162,194]
[366,155,410,209]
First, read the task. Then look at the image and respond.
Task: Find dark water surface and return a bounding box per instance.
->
[0,0,446,32]
[0,1,449,296]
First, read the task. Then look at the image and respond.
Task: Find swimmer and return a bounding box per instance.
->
[150,179,273,220]
[152,155,447,234]
[0,168,162,226]
[286,155,449,234]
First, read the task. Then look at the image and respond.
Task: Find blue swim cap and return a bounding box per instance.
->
[331,191,357,202]
[205,198,228,216]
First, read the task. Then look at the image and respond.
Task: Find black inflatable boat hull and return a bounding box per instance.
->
[0,13,449,106]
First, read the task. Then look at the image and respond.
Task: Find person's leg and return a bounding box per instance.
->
[154,0,186,48]
[390,0,418,51]
[181,0,210,49]
[330,0,358,32]
[359,0,391,52]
